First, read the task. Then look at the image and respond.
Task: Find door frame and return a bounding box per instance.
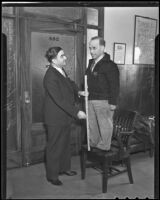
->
[20,17,85,166]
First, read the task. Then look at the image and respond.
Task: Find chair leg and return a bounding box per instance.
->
[125,157,133,184]
[80,150,86,179]
[102,161,109,193]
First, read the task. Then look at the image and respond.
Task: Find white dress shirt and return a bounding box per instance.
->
[52,64,66,77]
[91,54,104,72]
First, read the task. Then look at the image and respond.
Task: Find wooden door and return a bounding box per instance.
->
[20,19,84,166]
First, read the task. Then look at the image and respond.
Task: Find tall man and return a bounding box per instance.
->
[86,36,120,151]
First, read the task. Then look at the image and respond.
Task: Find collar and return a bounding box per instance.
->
[94,53,104,64]
[51,64,66,77]
[89,52,110,64]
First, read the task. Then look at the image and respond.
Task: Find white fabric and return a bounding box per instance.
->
[52,65,66,77]
[91,54,104,72]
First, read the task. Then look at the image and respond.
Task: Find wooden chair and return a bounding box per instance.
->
[131,115,155,157]
[80,109,138,193]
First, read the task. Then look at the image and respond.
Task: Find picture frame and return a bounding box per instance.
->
[113,43,126,65]
[133,15,157,64]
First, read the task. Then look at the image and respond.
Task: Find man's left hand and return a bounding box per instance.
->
[78,91,89,97]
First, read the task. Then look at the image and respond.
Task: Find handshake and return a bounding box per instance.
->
[78,90,89,97]
[76,90,89,119]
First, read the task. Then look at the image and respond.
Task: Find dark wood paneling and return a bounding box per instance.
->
[118,64,155,116]
[2,17,18,151]
[155,34,159,200]
[2,12,23,169]
[2,33,7,200]
[138,67,154,115]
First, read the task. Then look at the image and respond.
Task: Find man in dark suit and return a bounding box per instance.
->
[43,47,86,186]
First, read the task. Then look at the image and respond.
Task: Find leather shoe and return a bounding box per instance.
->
[59,171,77,176]
[48,179,63,185]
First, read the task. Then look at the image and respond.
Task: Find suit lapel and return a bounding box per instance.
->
[49,66,73,92]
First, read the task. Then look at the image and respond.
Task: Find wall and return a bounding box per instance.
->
[104,7,159,64]
[117,64,155,116]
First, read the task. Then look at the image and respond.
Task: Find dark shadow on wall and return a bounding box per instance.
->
[1,33,7,199]
[155,34,159,200]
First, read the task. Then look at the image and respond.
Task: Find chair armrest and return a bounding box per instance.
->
[119,130,135,136]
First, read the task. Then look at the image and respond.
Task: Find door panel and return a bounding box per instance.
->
[21,20,83,166]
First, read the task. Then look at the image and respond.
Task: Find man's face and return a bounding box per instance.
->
[89,39,104,60]
[53,50,67,67]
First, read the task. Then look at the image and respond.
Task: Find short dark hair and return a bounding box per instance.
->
[90,36,105,47]
[45,47,62,63]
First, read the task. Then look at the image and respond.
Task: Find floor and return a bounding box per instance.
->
[7,151,154,199]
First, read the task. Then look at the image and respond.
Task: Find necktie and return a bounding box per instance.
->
[90,60,96,72]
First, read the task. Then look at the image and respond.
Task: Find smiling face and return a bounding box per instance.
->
[52,50,67,67]
[89,39,105,60]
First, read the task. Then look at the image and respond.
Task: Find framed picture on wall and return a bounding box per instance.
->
[133,15,157,64]
[113,43,126,64]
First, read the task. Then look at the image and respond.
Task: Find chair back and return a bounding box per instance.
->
[113,109,137,138]
[112,109,138,151]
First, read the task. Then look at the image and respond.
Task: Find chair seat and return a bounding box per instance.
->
[81,144,133,193]
[82,144,129,161]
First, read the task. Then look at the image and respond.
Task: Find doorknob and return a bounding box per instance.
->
[24,91,30,104]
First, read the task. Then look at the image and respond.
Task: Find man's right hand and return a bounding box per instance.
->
[77,111,86,119]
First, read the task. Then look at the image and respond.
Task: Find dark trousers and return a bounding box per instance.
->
[46,124,71,180]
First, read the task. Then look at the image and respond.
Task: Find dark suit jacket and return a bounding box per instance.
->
[43,66,79,126]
